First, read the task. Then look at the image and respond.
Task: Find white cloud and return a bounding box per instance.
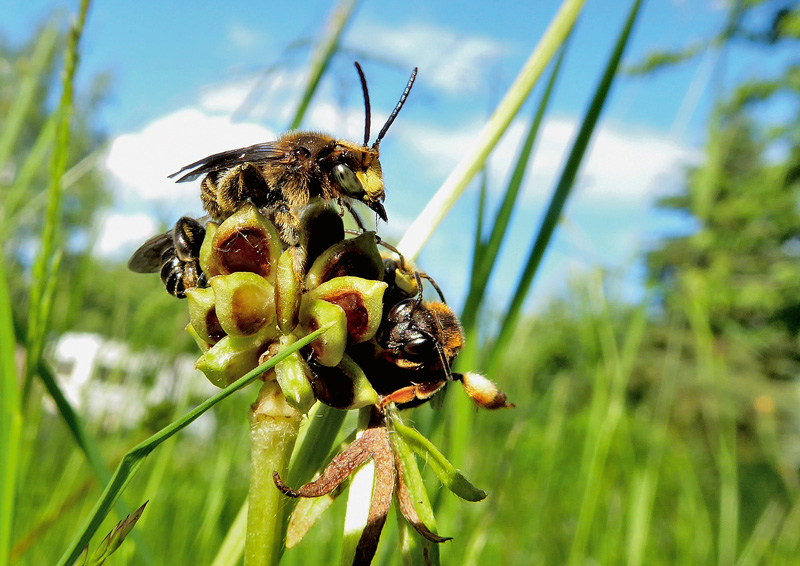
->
[399,116,696,205]
[227,22,264,50]
[104,108,275,213]
[349,21,506,94]
[96,212,158,257]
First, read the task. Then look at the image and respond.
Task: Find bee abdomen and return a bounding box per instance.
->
[158,218,208,299]
[161,254,187,298]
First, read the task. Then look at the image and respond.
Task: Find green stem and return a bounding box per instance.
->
[244,381,303,566]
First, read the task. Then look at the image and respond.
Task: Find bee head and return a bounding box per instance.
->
[332,62,417,222]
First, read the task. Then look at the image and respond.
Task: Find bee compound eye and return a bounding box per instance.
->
[388,298,415,322]
[403,336,435,360]
[331,163,365,198]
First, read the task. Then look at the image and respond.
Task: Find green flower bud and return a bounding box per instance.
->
[305,231,384,289]
[306,276,387,344]
[274,337,316,414]
[185,286,224,344]
[275,249,302,334]
[298,201,345,271]
[309,353,378,409]
[211,203,282,282]
[195,327,277,388]
[299,298,348,367]
[199,222,221,278]
[185,323,211,352]
[210,272,275,337]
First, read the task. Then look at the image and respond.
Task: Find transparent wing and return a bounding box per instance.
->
[168,142,286,183]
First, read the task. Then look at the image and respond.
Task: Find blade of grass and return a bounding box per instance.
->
[567,274,646,566]
[674,441,713,565]
[735,500,784,566]
[396,0,586,260]
[0,20,59,174]
[210,499,248,566]
[461,40,570,335]
[289,0,359,130]
[2,143,106,240]
[24,0,91,402]
[56,323,333,566]
[0,261,21,566]
[626,319,683,566]
[487,0,645,374]
[0,114,57,231]
[774,494,800,562]
[469,169,489,291]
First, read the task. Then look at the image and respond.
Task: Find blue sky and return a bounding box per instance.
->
[5,0,789,311]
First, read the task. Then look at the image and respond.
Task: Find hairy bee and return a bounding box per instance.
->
[169,63,416,250]
[353,263,511,410]
[127,216,207,298]
[129,63,417,296]
[373,270,464,407]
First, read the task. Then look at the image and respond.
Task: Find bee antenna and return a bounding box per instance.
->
[413,271,424,309]
[373,67,418,150]
[354,62,371,147]
[420,272,446,303]
[434,339,455,383]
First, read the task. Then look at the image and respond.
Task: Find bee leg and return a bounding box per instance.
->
[262,200,308,277]
[201,175,224,219]
[270,202,301,248]
[379,381,445,408]
[215,162,271,216]
[338,198,366,232]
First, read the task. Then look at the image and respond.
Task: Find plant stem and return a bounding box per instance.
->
[244,380,303,566]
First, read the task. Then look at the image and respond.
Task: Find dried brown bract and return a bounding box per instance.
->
[273,408,451,565]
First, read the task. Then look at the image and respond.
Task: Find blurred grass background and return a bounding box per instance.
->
[4,0,800,564]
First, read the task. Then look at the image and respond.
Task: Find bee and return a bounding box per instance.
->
[127,216,207,298]
[372,270,464,407]
[168,62,417,254]
[129,63,417,296]
[355,263,511,410]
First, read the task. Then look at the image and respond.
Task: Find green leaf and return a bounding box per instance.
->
[57,322,335,566]
[487,0,645,374]
[396,0,587,261]
[390,417,442,566]
[289,0,359,130]
[0,260,21,566]
[391,419,486,502]
[461,41,570,335]
[24,0,91,401]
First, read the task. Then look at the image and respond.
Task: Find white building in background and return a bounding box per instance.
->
[49,332,218,435]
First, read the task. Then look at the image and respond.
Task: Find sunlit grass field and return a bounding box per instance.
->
[12,278,800,565]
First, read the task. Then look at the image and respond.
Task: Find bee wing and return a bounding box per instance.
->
[128,230,174,273]
[168,142,286,182]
